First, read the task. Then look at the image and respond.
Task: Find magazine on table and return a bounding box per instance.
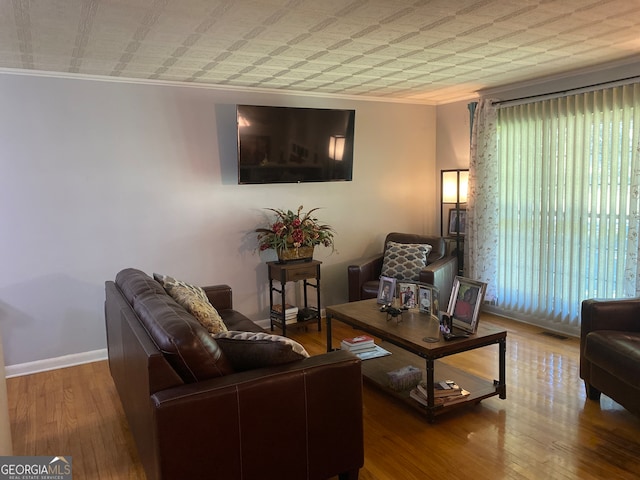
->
[353,344,391,360]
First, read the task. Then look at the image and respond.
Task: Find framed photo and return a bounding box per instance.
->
[398,282,418,309]
[418,284,433,315]
[377,276,397,305]
[448,208,467,236]
[446,276,487,334]
[431,285,440,316]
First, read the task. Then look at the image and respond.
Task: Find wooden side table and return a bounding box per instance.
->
[268,260,321,336]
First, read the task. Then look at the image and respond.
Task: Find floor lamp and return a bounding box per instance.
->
[441,169,469,275]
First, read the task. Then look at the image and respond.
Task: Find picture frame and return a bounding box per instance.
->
[398,282,418,309]
[377,276,397,305]
[418,284,433,315]
[431,284,440,316]
[448,208,467,236]
[446,276,487,334]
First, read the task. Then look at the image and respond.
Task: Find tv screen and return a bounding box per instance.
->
[237,105,355,184]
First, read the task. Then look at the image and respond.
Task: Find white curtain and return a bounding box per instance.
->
[472,83,640,334]
[467,98,499,302]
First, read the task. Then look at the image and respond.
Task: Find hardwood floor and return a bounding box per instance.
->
[6,314,640,479]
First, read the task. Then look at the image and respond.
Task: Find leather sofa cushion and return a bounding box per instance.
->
[220,309,265,332]
[585,331,640,389]
[133,292,235,382]
[116,268,166,302]
[116,269,234,383]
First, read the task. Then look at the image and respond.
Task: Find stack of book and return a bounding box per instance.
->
[410,380,470,407]
[272,303,299,324]
[340,335,392,360]
[340,335,376,353]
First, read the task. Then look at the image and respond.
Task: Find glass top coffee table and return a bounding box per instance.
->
[326,298,507,422]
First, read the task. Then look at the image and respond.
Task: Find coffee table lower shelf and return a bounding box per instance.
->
[357,342,501,421]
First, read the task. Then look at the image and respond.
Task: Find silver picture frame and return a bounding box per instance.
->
[377,276,396,304]
[446,276,487,333]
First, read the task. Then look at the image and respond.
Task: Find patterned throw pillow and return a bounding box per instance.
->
[380,241,432,281]
[213,331,309,372]
[154,273,228,334]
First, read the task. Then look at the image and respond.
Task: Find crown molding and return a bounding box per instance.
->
[478,55,640,101]
[0,67,437,106]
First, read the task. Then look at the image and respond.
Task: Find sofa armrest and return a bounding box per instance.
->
[419,255,458,306]
[580,298,640,357]
[151,350,364,480]
[202,284,233,311]
[581,298,640,336]
[579,298,640,392]
[348,254,384,301]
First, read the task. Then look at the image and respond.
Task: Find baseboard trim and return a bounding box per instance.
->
[254,318,270,329]
[5,316,324,378]
[254,314,325,331]
[5,315,308,378]
[5,349,108,378]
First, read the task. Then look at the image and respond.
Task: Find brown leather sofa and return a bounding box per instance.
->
[105,268,364,480]
[348,233,458,306]
[580,298,640,415]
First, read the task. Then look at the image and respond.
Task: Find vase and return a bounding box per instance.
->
[277,245,314,263]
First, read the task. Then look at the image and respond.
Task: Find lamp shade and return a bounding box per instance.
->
[442,170,468,203]
[459,170,469,203]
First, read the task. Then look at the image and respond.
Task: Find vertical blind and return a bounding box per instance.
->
[495,83,640,333]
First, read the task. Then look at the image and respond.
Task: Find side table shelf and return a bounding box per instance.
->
[267,260,322,336]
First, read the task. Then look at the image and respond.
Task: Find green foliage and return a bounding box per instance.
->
[256,205,335,252]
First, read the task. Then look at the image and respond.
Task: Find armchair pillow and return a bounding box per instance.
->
[380,241,432,281]
[213,331,310,372]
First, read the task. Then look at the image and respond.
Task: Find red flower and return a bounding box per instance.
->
[272,221,285,234]
[292,229,304,244]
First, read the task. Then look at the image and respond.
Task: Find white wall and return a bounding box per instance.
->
[436,100,472,171]
[435,99,475,233]
[0,73,437,368]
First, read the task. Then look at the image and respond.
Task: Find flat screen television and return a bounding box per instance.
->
[237,105,355,184]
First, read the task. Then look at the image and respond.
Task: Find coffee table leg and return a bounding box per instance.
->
[498,337,507,399]
[426,358,435,422]
[326,313,333,352]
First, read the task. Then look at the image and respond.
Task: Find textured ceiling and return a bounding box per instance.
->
[1,0,640,104]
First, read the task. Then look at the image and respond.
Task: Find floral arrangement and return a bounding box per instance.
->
[256,206,335,253]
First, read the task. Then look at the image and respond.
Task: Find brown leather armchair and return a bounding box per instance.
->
[580,298,640,415]
[347,233,458,307]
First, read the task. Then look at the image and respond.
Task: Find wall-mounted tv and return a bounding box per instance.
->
[237,105,355,184]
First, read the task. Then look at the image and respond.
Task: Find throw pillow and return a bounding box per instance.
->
[380,241,432,281]
[154,273,228,334]
[212,331,309,372]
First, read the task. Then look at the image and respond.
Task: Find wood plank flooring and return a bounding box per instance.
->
[6,314,640,479]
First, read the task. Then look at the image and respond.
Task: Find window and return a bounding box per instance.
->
[492,84,640,334]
